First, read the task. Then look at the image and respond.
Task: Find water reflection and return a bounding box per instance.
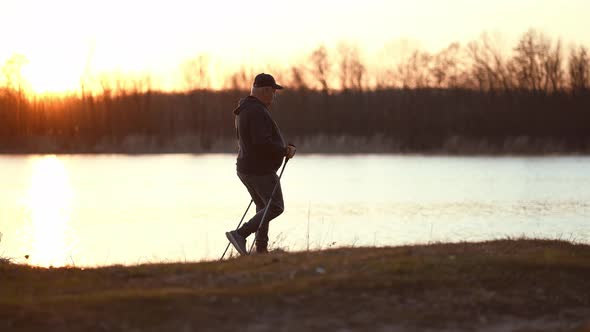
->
[20,156,75,267]
[0,154,586,267]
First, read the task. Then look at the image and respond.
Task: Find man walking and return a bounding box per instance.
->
[226,73,296,255]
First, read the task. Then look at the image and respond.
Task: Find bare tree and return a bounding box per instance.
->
[568,45,590,94]
[337,43,366,91]
[1,54,29,135]
[227,67,251,92]
[396,50,432,88]
[183,55,210,91]
[544,39,565,92]
[99,74,113,100]
[309,45,331,93]
[431,42,468,88]
[467,34,513,92]
[510,29,563,93]
[375,69,396,89]
[288,66,308,91]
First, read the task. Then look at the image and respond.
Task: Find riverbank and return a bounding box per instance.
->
[1,239,590,331]
[1,134,589,155]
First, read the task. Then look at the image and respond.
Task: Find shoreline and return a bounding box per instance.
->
[0,136,589,156]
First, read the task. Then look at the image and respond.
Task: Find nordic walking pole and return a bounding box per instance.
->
[219,199,253,261]
[248,157,289,254]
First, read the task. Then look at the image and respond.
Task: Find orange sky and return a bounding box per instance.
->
[1,0,589,94]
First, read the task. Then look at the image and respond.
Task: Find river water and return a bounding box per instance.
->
[0,154,588,267]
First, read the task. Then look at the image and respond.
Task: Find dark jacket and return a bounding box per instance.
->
[234,96,286,175]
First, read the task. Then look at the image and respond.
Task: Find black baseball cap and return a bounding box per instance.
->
[253,73,283,90]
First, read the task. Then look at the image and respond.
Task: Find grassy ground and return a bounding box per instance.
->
[1,239,590,332]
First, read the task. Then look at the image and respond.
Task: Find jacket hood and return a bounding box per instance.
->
[233,96,265,115]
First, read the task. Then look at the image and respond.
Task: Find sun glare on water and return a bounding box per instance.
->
[20,156,76,267]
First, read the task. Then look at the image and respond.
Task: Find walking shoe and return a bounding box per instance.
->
[226,230,248,256]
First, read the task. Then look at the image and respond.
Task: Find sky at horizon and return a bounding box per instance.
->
[1,0,589,93]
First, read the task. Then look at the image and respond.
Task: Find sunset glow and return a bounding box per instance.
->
[1,0,589,94]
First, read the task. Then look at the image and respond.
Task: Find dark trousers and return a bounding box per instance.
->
[236,171,284,249]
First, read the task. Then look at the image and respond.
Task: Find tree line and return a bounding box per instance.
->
[0,29,589,154]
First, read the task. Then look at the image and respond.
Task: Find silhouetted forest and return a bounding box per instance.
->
[1,30,589,154]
